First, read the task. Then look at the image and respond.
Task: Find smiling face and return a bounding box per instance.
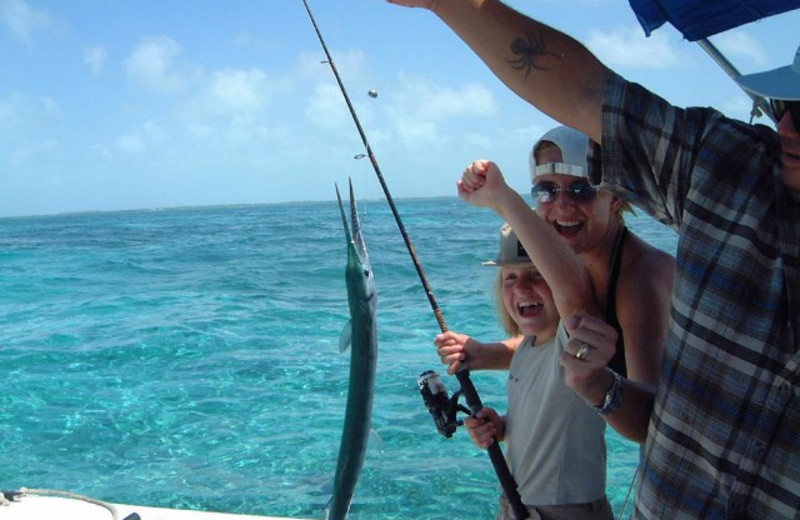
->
[533,143,621,254]
[500,265,559,341]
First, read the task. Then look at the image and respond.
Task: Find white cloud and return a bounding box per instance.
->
[392,73,496,121]
[392,115,437,148]
[587,25,679,69]
[713,31,770,68]
[126,36,185,92]
[380,73,496,148]
[111,119,170,156]
[305,81,349,129]
[177,67,291,147]
[0,92,61,133]
[0,0,55,45]
[84,46,109,74]
[10,139,59,167]
[206,68,272,116]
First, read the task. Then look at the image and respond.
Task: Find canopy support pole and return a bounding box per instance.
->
[696,38,778,122]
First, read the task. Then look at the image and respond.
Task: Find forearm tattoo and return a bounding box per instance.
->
[506,31,561,78]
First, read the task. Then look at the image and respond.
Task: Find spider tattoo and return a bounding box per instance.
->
[506,31,562,78]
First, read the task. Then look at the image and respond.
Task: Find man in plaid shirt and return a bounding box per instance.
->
[386,0,800,518]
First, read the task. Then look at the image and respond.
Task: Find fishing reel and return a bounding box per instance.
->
[417,370,471,438]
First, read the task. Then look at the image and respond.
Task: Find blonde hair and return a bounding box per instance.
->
[494,270,521,337]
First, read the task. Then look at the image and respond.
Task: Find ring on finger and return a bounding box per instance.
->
[575,343,591,361]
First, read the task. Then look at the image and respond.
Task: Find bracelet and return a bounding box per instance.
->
[593,368,623,415]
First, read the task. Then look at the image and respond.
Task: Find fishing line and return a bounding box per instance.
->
[300,2,528,518]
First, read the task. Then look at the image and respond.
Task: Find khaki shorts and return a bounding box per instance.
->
[497,493,614,520]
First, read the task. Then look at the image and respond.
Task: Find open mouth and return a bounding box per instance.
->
[517,301,543,317]
[554,219,583,238]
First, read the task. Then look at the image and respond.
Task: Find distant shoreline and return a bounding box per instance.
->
[0,195,467,221]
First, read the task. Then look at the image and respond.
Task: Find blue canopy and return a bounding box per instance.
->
[629,0,800,40]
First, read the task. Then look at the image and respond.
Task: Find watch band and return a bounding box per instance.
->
[593,368,623,415]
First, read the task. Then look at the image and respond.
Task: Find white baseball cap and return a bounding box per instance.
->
[529,126,598,182]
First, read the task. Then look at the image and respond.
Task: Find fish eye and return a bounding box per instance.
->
[363,268,370,277]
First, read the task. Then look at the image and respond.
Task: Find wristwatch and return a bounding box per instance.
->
[593,368,623,415]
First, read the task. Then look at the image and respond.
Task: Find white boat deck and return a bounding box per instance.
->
[2,495,312,520]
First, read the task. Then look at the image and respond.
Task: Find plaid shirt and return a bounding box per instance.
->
[599,74,800,519]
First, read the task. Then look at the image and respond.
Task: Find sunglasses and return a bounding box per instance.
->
[770,99,800,131]
[531,180,597,204]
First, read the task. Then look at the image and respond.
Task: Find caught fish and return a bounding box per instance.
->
[328,179,378,520]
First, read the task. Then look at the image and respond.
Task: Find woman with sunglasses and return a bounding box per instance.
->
[440,125,675,443]
[530,125,674,423]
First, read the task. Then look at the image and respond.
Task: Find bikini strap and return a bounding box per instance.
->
[605,226,629,376]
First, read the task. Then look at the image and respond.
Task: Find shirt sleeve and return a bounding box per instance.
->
[597,73,779,231]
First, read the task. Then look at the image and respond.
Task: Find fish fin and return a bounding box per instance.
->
[338,319,352,353]
[368,428,385,454]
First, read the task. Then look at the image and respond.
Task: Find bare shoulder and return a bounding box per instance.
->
[615,231,674,384]
[621,232,675,290]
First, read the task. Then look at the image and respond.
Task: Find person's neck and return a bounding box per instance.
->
[530,332,556,347]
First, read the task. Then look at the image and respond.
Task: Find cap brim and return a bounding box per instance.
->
[482,260,534,267]
[736,66,800,101]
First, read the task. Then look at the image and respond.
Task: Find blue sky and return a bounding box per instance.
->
[1,0,797,217]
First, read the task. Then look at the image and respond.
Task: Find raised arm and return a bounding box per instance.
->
[459,160,598,321]
[386,0,610,142]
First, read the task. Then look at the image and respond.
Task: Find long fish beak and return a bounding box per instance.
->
[335,183,353,247]
[335,179,370,264]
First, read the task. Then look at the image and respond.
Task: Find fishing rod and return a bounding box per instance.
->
[300,2,527,518]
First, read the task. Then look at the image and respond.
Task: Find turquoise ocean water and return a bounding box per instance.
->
[0,196,678,519]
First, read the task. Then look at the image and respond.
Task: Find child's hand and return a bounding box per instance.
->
[434,330,479,374]
[457,160,511,211]
[464,407,505,448]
